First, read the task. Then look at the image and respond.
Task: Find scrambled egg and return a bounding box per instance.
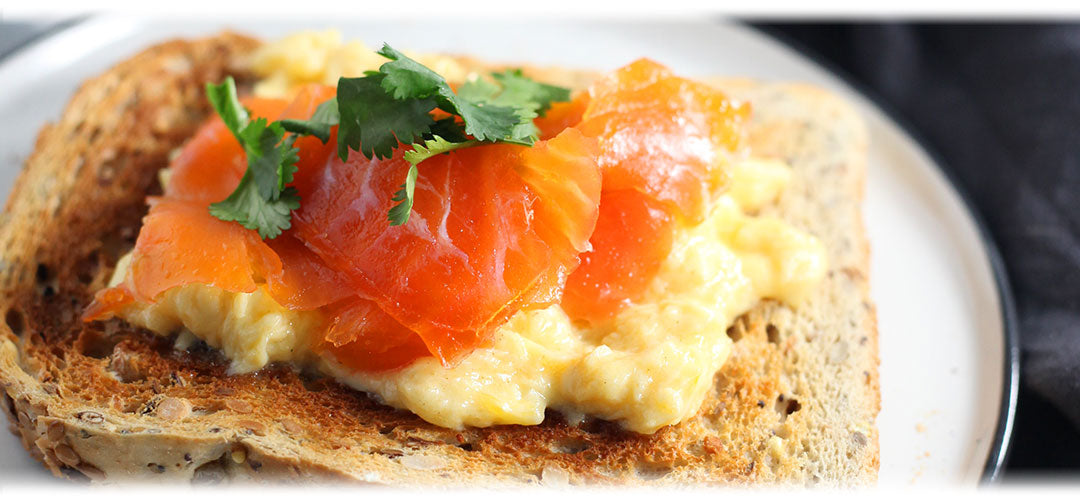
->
[107,32,827,434]
[251,30,471,99]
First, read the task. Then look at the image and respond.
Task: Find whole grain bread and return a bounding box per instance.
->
[0,32,877,485]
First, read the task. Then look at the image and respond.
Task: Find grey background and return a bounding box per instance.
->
[0,20,51,55]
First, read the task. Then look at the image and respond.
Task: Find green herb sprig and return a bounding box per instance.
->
[204,77,301,239]
[205,44,570,236]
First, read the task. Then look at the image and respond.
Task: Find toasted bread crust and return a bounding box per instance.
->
[0,34,877,485]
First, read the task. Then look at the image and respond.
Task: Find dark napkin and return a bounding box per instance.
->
[757,23,1080,471]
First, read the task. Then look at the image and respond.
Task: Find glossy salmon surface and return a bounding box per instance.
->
[86,85,604,370]
[551,59,749,322]
[290,129,602,364]
[86,59,749,369]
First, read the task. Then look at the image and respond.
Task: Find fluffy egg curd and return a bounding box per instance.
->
[104,32,827,435]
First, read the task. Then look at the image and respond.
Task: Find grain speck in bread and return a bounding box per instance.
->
[0,33,877,485]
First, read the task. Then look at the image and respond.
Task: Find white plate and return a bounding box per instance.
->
[0,16,1017,486]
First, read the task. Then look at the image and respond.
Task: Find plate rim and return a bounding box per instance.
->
[0,17,86,66]
[750,24,1021,483]
[0,16,1021,484]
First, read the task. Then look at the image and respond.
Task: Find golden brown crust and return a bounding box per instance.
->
[0,34,877,485]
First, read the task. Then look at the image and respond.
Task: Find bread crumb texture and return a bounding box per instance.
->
[0,34,878,485]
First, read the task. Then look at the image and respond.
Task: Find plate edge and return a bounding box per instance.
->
[0,16,88,65]
[748,22,1021,484]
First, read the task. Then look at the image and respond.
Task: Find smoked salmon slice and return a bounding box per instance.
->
[88,83,602,371]
[85,59,745,370]
[265,234,353,311]
[291,128,601,365]
[575,58,748,223]
[318,298,431,373]
[81,195,288,322]
[137,85,344,310]
[166,85,337,203]
[85,88,334,318]
[126,198,284,303]
[536,92,587,140]
[560,189,675,322]
[166,97,290,203]
[550,59,749,322]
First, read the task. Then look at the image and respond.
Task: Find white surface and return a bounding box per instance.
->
[0,16,1008,486]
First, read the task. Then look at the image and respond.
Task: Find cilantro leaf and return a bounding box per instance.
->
[376,44,445,100]
[276,136,300,191]
[387,164,419,226]
[453,71,572,145]
[204,78,308,239]
[456,76,501,103]
[336,73,437,161]
[489,69,571,143]
[506,115,541,145]
[207,45,574,234]
[205,77,249,144]
[343,46,573,224]
[426,117,469,143]
[280,99,339,143]
[450,97,520,143]
[491,69,572,116]
[237,118,294,198]
[209,174,300,240]
[403,136,477,166]
[375,45,521,143]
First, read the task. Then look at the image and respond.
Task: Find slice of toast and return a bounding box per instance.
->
[0,33,877,485]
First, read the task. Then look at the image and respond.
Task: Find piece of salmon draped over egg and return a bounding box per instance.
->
[84,58,749,373]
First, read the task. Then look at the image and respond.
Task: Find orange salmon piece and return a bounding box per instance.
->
[318,298,431,373]
[125,198,283,303]
[279,84,339,175]
[86,86,339,314]
[575,58,748,222]
[560,189,675,322]
[292,128,601,366]
[81,287,135,322]
[555,60,748,322]
[166,98,289,203]
[266,234,353,311]
[536,92,588,140]
[166,84,337,203]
